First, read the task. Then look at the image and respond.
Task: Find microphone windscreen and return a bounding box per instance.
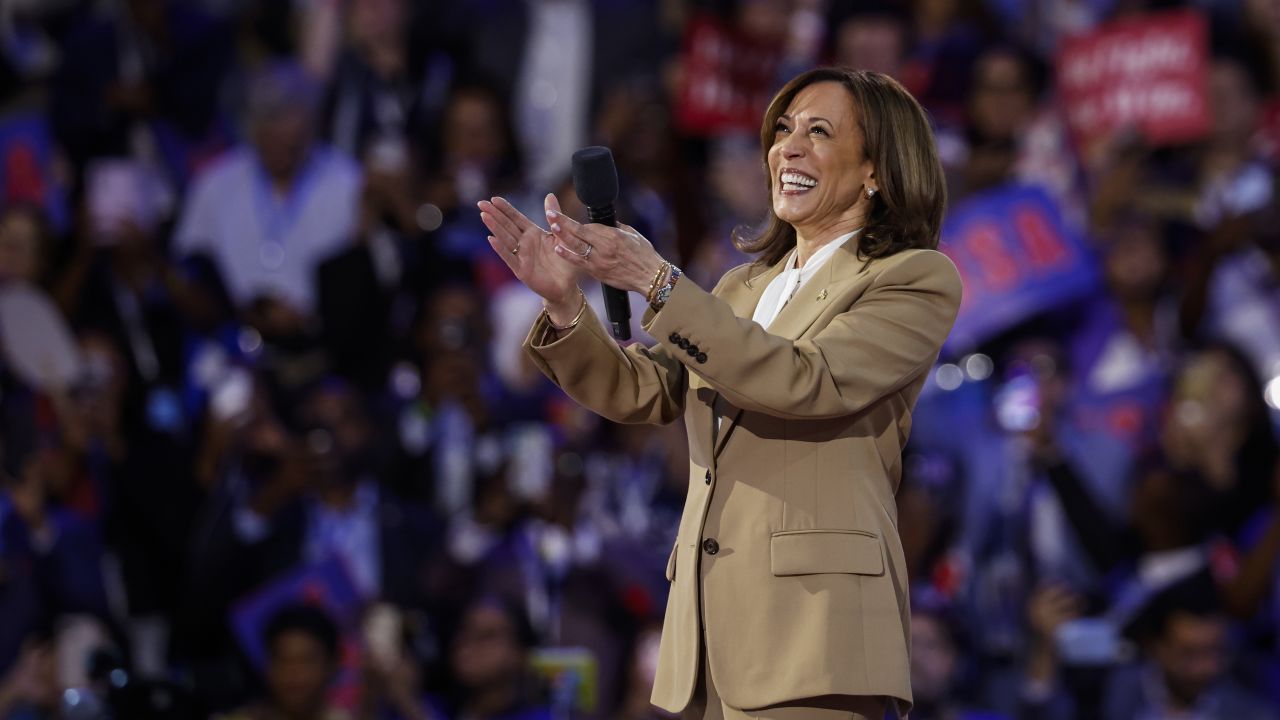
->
[571,146,619,209]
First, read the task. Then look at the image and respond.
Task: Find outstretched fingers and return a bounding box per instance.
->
[477,201,521,241]
[491,196,541,235]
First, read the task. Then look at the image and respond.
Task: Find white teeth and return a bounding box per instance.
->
[780,172,817,188]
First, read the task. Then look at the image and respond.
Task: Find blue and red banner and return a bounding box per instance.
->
[940,184,1101,352]
[0,114,69,232]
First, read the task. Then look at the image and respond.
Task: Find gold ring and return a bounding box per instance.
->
[511,244,520,255]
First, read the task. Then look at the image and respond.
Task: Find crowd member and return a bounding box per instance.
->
[1064,210,1178,450]
[435,596,551,720]
[1011,343,1280,627]
[829,3,911,79]
[182,380,441,631]
[0,641,58,720]
[0,418,112,682]
[1024,578,1275,719]
[909,600,1004,720]
[172,60,361,323]
[316,140,429,391]
[902,0,995,126]
[385,283,509,512]
[1106,579,1274,720]
[316,0,451,167]
[0,207,50,286]
[217,604,349,720]
[49,0,232,187]
[938,43,1047,199]
[172,378,442,713]
[459,0,666,191]
[356,603,440,720]
[422,81,526,275]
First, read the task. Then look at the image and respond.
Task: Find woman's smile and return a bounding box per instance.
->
[778,168,818,194]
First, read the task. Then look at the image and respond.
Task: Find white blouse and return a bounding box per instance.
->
[752,230,859,329]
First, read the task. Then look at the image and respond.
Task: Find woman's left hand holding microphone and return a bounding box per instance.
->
[479,193,668,325]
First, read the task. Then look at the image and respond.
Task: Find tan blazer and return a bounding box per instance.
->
[523,243,962,715]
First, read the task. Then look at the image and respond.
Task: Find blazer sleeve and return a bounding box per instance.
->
[523,297,693,426]
[642,249,962,420]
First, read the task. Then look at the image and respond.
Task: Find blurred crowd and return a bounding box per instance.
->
[2,0,1280,718]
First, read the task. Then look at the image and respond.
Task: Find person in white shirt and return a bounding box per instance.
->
[173,61,362,326]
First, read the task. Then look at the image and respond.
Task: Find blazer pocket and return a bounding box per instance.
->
[665,542,678,582]
[770,529,885,576]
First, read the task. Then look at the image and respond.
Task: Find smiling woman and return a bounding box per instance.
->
[770,81,875,259]
[479,67,961,720]
[748,68,948,267]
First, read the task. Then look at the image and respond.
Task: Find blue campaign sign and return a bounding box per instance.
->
[0,114,69,232]
[940,185,1101,353]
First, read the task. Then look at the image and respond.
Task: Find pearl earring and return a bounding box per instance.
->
[866,187,876,199]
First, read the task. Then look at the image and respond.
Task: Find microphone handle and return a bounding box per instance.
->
[586,205,632,341]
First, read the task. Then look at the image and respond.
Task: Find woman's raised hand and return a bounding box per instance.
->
[545,201,666,296]
[479,194,580,309]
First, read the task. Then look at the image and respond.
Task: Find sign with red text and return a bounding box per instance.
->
[940,185,1100,352]
[675,14,784,136]
[1057,10,1209,147]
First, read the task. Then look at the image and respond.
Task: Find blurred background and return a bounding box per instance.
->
[1,0,1280,718]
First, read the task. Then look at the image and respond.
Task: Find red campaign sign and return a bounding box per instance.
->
[675,15,784,136]
[1057,10,1209,147]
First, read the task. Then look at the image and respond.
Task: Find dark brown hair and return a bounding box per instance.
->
[736,67,946,266]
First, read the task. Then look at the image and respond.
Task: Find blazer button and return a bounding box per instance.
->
[687,345,699,357]
[669,332,681,343]
[678,339,690,350]
[702,538,719,555]
[696,352,707,364]
[704,470,712,485]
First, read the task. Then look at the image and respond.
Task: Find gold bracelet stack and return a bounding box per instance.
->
[545,289,589,331]
[646,262,673,305]
[650,265,682,311]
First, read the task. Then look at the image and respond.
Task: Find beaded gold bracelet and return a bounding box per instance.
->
[646,261,672,305]
[650,265,682,311]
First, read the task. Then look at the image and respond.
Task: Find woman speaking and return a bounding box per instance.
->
[478,68,962,720]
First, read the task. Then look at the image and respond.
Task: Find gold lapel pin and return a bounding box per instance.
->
[817,289,828,301]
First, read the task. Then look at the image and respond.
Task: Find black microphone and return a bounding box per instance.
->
[571,146,631,341]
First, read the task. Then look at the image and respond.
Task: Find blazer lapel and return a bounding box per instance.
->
[710,259,784,459]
